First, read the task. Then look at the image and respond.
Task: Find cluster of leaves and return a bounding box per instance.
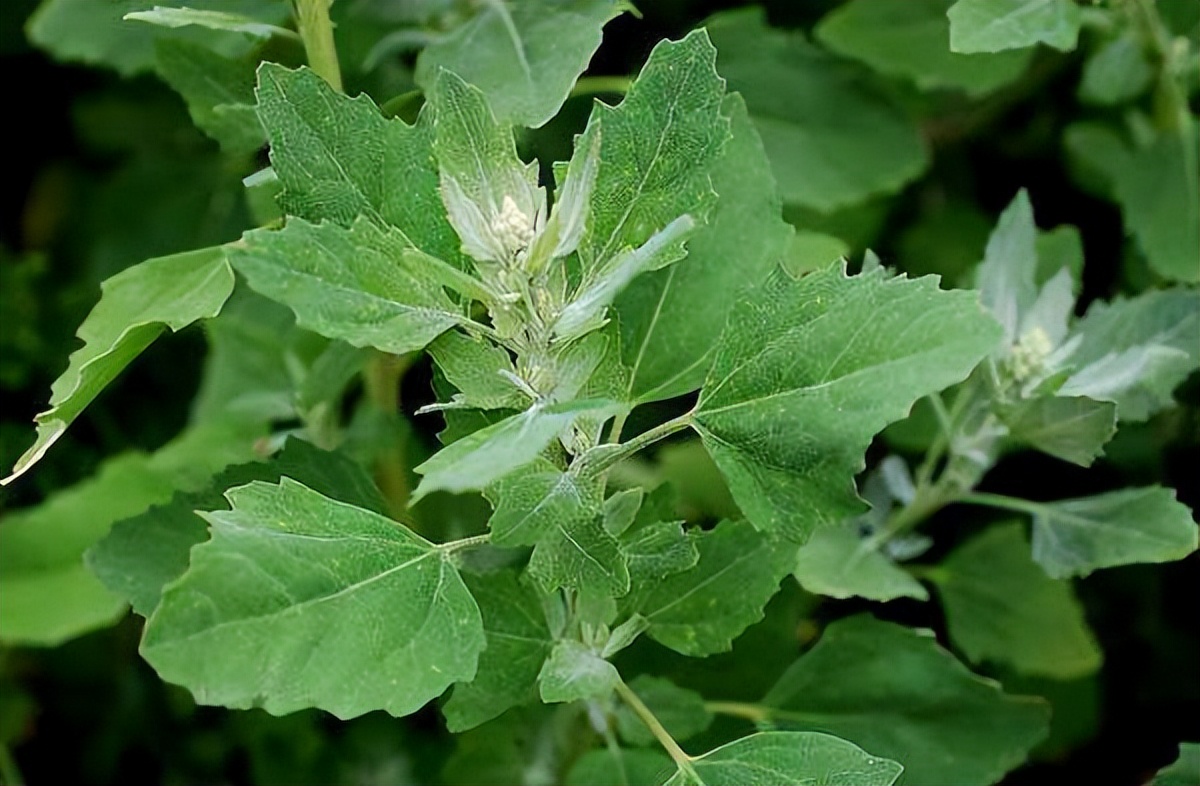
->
[2,0,1197,784]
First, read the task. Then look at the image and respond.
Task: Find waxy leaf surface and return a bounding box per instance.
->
[664,731,903,786]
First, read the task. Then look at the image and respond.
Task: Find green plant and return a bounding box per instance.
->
[2,0,1197,784]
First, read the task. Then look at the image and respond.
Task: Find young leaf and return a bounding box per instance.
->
[761,615,1050,786]
[948,0,1081,54]
[141,478,485,719]
[576,29,729,277]
[693,264,1001,541]
[997,395,1117,466]
[614,94,792,404]
[443,570,553,731]
[4,246,234,485]
[413,399,623,499]
[793,525,929,602]
[429,69,543,265]
[975,189,1038,347]
[427,331,526,411]
[1055,289,1200,420]
[414,0,624,128]
[537,639,619,704]
[1027,487,1199,579]
[816,0,1031,97]
[154,40,263,154]
[231,217,466,355]
[624,520,795,657]
[932,523,1102,678]
[254,64,467,266]
[664,731,903,786]
[87,437,389,617]
[615,676,712,747]
[0,422,258,646]
[707,8,928,211]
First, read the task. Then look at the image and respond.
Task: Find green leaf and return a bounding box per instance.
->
[761,615,1050,786]
[429,69,544,265]
[932,523,1102,678]
[412,399,622,500]
[615,94,792,404]
[1027,487,1199,579]
[254,64,468,266]
[816,0,1031,97]
[124,5,295,39]
[998,395,1117,466]
[443,570,553,731]
[1055,288,1200,420]
[415,0,623,128]
[1034,225,1084,290]
[86,438,388,617]
[153,39,263,154]
[624,520,795,657]
[975,189,1038,347]
[693,264,1000,541]
[1078,31,1154,106]
[141,478,485,719]
[567,748,674,786]
[615,676,712,747]
[948,0,1081,53]
[4,246,234,485]
[708,8,928,211]
[1151,743,1200,786]
[538,639,619,703]
[529,509,629,599]
[793,525,929,602]
[577,29,729,277]
[1065,121,1199,282]
[427,331,526,411]
[231,216,465,355]
[664,731,903,786]
[0,422,258,645]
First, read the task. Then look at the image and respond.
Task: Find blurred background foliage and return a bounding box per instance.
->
[0,0,1196,784]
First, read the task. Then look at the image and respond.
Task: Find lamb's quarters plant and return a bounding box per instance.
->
[4,0,1199,783]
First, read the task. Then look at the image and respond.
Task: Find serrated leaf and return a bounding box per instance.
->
[664,731,903,786]
[1055,289,1200,420]
[528,508,629,599]
[693,264,1000,541]
[154,39,263,154]
[141,478,485,719]
[1027,487,1199,578]
[998,395,1117,466]
[761,615,1050,786]
[816,0,1031,97]
[1065,121,1199,282]
[577,30,729,276]
[232,216,465,354]
[948,0,1081,53]
[0,422,257,645]
[932,523,1102,678]
[125,5,295,39]
[538,639,619,703]
[567,748,674,786]
[415,0,623,128]
[708,8,928,211]
[427,331,526,411]
[413,399,623,500]
[615,676,712,748]
[254,64,468,266]
[624,520,794,657]
[793,525,929,602]
[443,570,553,731]
[4,246,234,485]
[615,94,791,404]
[86,438,388,617]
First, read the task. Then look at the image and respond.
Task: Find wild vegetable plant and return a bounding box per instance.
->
[3,0,1198,784]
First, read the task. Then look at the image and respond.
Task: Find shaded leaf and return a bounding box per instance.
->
[793,525,928,602]
[948,0,1081,53]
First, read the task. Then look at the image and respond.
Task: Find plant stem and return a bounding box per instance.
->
[957,491,1046,517]
[438,532,492,554]
[294,0,343,91]
[615,680,700,780]
[0,745,22,786]
[704,701,771,723]
[364,352,412,519]
[570,75,634,100]
[581,410,694,476]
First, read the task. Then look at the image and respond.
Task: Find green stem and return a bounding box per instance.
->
[438,533,492,554]
[1128,0,1189,131]
[570,75,634,100]
[294,0,343,91]
[615,680,700,781]
[957,491,1046,517]
[704,701,771,723]
[0,745,22,786]
[581,411,694,476]
[364,352,412,519]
